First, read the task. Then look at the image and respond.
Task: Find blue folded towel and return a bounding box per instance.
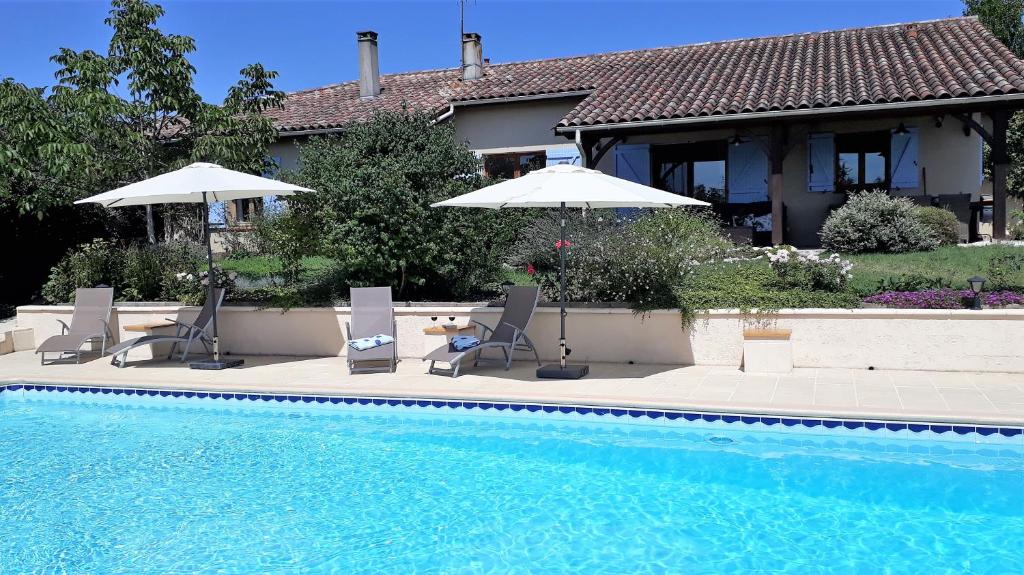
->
[348,334,394,351]
[451,335,481,351]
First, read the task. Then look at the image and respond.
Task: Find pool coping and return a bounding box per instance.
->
[4,381,1022,443]
[1,371,1022,428]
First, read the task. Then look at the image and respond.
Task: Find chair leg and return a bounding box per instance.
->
[502,346,511,370]
[452,359,461,378]
[167,341,179,360]
[522,335,542,366]
[180,335,196,363]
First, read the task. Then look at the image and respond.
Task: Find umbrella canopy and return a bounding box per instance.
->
[75,162,314,370]
[432,162,710,379]
[431,163,709,209]
[75,162,313,207]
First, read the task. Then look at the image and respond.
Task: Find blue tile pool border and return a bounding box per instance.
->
[2,382,1022,440]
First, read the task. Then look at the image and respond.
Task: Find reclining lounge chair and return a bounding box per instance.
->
[107,288,224,368]
[36,287,115,365]
[425,286,541,377]
[346,287,398,374]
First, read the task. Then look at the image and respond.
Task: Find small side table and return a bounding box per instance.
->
[422,324,475,356]
[122,321,177,358]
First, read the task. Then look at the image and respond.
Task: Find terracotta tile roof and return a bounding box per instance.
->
[267,17,1024,134]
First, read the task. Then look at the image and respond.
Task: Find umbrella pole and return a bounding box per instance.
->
[204,192,219,360]
[537,202,588,379]
[189,192,242,370]
[559,201,567,369]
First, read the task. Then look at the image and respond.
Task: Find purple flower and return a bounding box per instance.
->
[863,290,1024,309]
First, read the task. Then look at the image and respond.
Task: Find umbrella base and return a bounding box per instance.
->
[537,363,589,380]
[189,358,245,370]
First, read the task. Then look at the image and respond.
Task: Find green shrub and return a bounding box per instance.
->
[41,239,221,304]
[676,260,861,317]
[41,239,120,303]
[283,109,532,300]
[509,209,729,311]
[915,206,960,246]
[764,246,852,292]
[873,274,950,294]
[987,253,1024,291]
[819,191,938,253]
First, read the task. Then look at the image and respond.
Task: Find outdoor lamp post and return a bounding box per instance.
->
[968,275,986,310]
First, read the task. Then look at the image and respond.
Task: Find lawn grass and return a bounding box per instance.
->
[220,256,336,280]
[843,245,1024,295]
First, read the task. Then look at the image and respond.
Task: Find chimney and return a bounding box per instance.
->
[462,32,483,81]
[357,30,381,98]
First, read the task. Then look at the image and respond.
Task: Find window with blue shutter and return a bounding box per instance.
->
[614,144,651,218]
[808,133,835,192]
[890,127,919,190]
[727,138,769,203]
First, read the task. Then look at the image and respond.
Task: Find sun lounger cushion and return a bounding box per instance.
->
[451,335,480,351]
[348,334,394,351]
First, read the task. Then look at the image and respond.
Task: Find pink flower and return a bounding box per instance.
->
[526,263,536,276]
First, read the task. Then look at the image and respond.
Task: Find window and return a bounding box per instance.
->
[835,131,889,191]
[484,151,546,179]
[230,198,261,224]
[652,142,727,203]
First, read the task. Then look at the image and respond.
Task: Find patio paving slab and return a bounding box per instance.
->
[0,351,1022,426]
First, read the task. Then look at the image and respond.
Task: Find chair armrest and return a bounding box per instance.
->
[469,319,494,336]
[57,319,70,335]
[345,321,353,341]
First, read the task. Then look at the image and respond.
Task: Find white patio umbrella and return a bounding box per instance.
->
[432,163,709,379]
[76,162,314,369]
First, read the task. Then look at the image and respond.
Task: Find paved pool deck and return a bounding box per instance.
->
[1,350,1022,426]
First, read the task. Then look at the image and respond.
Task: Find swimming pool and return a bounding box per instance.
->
[1,385,1021,574]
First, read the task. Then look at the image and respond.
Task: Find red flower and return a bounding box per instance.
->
[555,240,572,249]
[526,263,536,276]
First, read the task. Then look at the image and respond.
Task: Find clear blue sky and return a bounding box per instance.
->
[1,0,967,102]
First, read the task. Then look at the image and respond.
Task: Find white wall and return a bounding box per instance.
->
[18,305,1024,373]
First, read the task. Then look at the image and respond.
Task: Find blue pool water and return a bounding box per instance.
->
[0,392,1022,574]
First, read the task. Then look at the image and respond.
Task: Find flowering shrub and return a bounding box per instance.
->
[863,289,1024,309]
[510,209,729,310]
[820,191,938,253]
[41,239,229,304]
[764,246,852,292]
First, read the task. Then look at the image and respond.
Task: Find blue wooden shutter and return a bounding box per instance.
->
[546,147,581,167]
[614,144,651,184]
[263,155,284,214]
[614,144,651,218]
[807,133,835,192]
[890,127,919,190]
[727,138,768,203]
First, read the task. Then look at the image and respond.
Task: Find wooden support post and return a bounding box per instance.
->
[769,124,786,246]
[990,110,1009,240]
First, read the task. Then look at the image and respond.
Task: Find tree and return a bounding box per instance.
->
[0,0,282,309]
[285,109,530,299]
[964,0,1024,197]
[0,0,281,224]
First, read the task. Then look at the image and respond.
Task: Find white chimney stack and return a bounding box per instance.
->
[357,30,381,98]
[462,32,483,81]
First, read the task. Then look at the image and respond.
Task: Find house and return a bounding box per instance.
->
[264,17,1024,246]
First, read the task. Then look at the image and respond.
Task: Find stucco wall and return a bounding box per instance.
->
[452,97,584,153]
[17,304,1024,373]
